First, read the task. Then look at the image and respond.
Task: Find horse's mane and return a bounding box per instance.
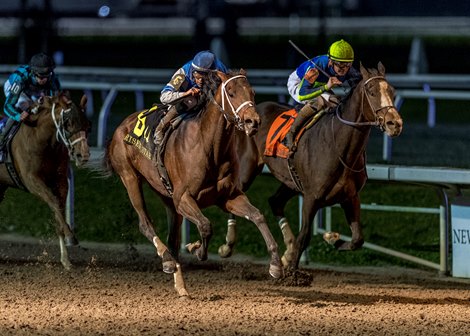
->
[340,64,378,102]
[202,69,243,99]
[196,69,244,114]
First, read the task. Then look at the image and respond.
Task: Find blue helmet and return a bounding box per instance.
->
[191,51,216,72]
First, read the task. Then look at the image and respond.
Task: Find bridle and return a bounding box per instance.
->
[214,74,255,130]
[332,75,395,173]
[51,102,87,157]
[335,76,396,132]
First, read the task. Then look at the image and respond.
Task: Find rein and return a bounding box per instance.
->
[335,76,394,130]
[51,102,87,156]
[215,74,255,130]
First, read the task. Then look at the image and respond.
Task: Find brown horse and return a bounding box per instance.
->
[103,70,282,297]
[219,62,403,270]
[0,91,91,269]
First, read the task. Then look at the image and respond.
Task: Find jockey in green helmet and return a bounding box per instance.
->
[285,39,362,156]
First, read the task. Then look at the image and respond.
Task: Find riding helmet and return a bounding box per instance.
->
[191,51,216,72]
[29,52,56,75]
[328,39,354,63]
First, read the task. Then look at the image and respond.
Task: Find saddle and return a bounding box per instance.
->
[0,121,27,190]
[123,104,186,196]
[264,108,325,159]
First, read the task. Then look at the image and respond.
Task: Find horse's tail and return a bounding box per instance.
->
[101,141,115,178]
[86,141,115,178]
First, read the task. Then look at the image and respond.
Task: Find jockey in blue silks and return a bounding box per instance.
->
[1,53,61,147]
[285,39,362,155]
[155,50,228,147]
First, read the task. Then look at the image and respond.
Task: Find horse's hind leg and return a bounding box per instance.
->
[119,173,177,272]
[225,193,283,279]
[268,184,298,267]
[118,172,189,297]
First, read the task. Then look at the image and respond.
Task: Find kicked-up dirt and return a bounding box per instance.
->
[0,234,469,336]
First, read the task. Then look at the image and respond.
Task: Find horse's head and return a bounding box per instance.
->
[358,62,403,137]
[213,69,259,136]
[40,91,91,167]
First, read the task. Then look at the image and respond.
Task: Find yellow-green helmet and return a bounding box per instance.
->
[328,39,354,62]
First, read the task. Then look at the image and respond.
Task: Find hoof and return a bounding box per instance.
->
[162,260,177,274]
[281,255,289,268]
[269,263,283,279]
[178,293,191,300]
[323,231,340,246]
[196,248,208,261]
[218,244,233,258]
[65,236,79,246]
[186,241,201,254]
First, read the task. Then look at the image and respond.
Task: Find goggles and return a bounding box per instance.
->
[332,61,352,70]
[34,71,52,79]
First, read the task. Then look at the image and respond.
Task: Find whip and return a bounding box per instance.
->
[288,40,331,79]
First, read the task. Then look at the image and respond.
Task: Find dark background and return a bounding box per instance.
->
[0,0,469,73]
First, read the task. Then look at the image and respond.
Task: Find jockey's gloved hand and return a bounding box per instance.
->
[20,111,30,121]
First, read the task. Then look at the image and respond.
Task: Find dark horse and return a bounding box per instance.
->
[0,91,91,269]
[103,70,282,297]
[219,62,403,270]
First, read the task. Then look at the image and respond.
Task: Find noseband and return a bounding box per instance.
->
[336,76,396,131]
[51,102,87,156]
[217,75,255,130]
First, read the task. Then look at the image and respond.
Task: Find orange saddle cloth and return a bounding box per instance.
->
[264,108,298,159]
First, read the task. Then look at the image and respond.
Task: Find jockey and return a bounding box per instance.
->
[155,50,228,147]
[0,52,61,147]
[285,39,362,154]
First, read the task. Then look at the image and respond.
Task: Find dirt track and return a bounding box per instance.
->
[1,234,470,336]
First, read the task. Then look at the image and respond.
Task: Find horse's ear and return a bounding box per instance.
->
[216,70,227,80]
[80,94,88,110]
[240,68,247,76]
[38,96,44,105]
[377,62,386,76]
[59,90,72,105]
[359,62,369,78]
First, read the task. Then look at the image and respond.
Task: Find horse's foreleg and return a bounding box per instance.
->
[225,194,283,279]
[324,196,364,251]
[292,197,318,269]
[27,176,75,269]
[176,192,212,261]
[218,213,237,258]
[278,217,296,267]
[58,235,72,270]
[340,195,364,250]
[268,184,298,268]
[164,203,183,259]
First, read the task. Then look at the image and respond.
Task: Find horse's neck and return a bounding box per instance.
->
[334,87,372,158]
[26,109,59,146]
[200,100,235,162]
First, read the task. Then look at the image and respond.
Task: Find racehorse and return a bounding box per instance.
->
[219,62,403,271]
[0,91,91,269]
[102,69,283,297]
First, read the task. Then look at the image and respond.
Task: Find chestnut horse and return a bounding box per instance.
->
[0,91,91,269]
[103,70,282,297]
[219,62,403,270]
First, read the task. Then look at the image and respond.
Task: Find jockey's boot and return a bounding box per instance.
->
[154,107,178,148]
[286,103,317,156]
[0,118,15,150]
